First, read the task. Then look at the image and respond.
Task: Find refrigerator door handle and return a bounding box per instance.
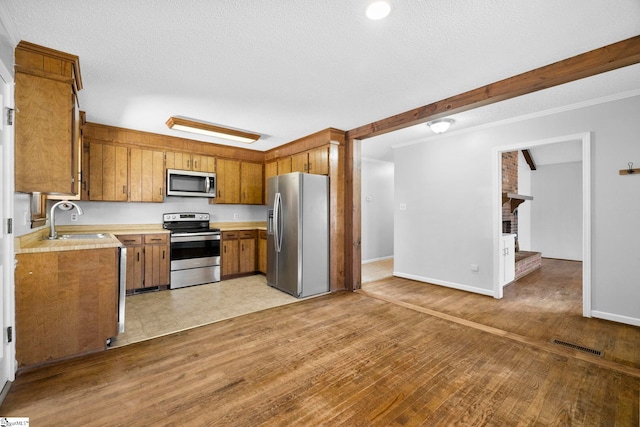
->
[274,192,283,253]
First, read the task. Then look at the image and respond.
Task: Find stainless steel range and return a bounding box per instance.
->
[163,212,221,289]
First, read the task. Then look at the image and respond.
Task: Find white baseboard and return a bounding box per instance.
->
[362,255,393,264]
[591,310,640,328]
[393,272,494,297]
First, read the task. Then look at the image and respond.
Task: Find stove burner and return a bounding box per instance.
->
[163,212,219,234]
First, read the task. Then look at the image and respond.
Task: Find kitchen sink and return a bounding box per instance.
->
[56,233,109,240]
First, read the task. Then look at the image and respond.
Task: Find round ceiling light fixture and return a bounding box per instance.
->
[426,118,455,134]
[366,1,391,20]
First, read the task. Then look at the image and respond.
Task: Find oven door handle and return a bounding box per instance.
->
[171,234,221,242]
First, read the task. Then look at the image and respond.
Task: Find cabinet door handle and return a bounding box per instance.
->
[162,250,165,260]
[159,187,162,196]
[122,185,127,194]
[224,246,226,253]
[137,252,140,262]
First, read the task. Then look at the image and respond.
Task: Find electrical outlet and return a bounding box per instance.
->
[470,264,479,272]
[233,213,239,220]
[71,213,78,222]
[399,203,407,211]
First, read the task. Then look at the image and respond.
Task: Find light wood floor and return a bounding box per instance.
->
[2,259,639,425]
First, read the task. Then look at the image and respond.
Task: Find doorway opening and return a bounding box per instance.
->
[360,157,395,284]
[492,132,591,317]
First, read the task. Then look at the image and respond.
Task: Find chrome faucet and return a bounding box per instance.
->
[48,201,84,239]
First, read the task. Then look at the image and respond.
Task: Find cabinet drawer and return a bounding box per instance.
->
[144,234,168,245]
[222,231,239,240]
[117,235,142,245]
[239,230,256,239]
[259,230,267,239]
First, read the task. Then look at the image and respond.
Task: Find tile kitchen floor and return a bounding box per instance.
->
[112,260,395,348]
[110,275,299,348]
[361,257,394,284]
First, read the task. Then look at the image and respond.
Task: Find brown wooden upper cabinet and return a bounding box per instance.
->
[290,146,329,175]
[278,157,292,174]
[88,141,128,202]
[215,158,241,204]
[166,151,215,173]
[241,162,263,205]
[14,41,82,194]
[130,148,165,202]
[213,159,263,205]
[264,160,278,201]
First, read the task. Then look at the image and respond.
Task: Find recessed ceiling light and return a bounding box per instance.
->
[366,1,391,20]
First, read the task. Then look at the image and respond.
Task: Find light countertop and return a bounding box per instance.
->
[15,222,267,254]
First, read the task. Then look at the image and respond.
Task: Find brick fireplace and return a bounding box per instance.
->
[502,151,518,236]
[502,151,541,280]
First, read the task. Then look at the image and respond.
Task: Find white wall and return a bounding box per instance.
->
[530,161,582,260]
[361,158,394,262]
[393,93,640,325]
[13,194,266,237]
[516,151,531,251]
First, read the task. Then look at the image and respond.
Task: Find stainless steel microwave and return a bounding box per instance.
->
[166,169,216,198]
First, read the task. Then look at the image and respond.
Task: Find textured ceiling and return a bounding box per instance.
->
[2,0,639,160]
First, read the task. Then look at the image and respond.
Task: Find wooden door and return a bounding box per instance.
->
[117,235,143,293]
[258,230,267,274]
[14,73,74,194]
[144,235,169,287]
[239,237,256,273]
[89,142,104,200]
[165,151,190,170]
[290,153,307,173]
[145,246,161,288]
[217,159,240,204]
[130,148,164,202]
[100,143,128,201]
[222,238,239,276]
[126,245,143,293]
[265,160,278,201]
[308,146,329,175]
[277,157,292,175]
[241,162,263,205]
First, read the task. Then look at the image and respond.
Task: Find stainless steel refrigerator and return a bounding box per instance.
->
[267,172,329,298]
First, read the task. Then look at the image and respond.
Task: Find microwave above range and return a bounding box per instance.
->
[166,169,216,198]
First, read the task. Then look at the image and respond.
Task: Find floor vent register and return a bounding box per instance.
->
[551,339,603,357]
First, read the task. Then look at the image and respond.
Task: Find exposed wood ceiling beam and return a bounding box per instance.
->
[522,149,536,171]
[346,35,640,141]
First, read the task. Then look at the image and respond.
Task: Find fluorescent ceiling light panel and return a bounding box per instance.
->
[166,116,260,143]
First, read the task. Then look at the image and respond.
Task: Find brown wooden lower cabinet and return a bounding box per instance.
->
[117,233,169,293]
[15,248,119,368]
[258,230,267,274]
[222,230,257,279]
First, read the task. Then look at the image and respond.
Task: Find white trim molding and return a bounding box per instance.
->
[393,272,495,297]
